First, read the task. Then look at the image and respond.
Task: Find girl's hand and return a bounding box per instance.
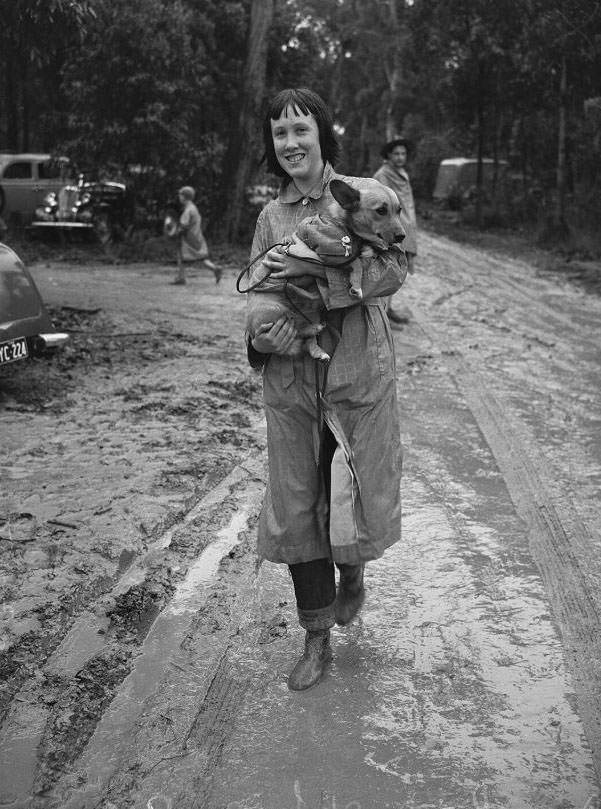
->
[251,316,298,355]
[264,236,326,280]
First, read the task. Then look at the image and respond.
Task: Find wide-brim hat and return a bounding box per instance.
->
[381,137,412,159]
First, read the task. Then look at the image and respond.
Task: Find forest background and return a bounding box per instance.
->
[1,0,600,249]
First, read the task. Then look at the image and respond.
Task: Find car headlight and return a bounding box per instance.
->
[43,192,57,206]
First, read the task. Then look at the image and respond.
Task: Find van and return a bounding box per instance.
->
[433,158,508,208]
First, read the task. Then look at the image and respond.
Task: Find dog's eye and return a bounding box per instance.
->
[375,205,388,216]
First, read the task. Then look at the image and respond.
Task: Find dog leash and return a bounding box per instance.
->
[236,242,323,326]
[235,242,285,294]
[236,239,362,296]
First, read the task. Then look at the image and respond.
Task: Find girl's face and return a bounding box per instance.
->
[270,105,323,188]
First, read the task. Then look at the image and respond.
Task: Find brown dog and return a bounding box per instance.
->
[247,177,405,362]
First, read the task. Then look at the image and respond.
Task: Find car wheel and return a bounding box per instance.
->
[0,185,5,216]
[94,213,112,245]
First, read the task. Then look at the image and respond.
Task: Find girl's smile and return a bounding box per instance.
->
[270,105,324,193]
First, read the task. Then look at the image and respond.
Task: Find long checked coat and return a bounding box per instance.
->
[247,164,406,566]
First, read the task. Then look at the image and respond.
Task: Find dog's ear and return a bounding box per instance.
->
[329,179,361,212]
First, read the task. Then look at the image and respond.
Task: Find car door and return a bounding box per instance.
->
[0,159,36,222]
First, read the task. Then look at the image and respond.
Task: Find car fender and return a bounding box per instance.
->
[0,241,55,343]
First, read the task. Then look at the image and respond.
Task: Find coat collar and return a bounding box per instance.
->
[381,161,409,182]
[278,162,337,204]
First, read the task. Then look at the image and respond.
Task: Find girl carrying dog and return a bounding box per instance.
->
[246,88,408,691]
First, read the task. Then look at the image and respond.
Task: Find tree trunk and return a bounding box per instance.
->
[21,58,30,151]
[359,113,370,175]
[539,49,571,245]
[5,53,19,150]
[220,0,274,242]
[384,0,402,139]
[475,62,485,229]
[554,52,569,231]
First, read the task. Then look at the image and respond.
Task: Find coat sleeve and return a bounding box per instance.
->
[245,208,271,369]
[179,206,191,232]
[318,248,408,310]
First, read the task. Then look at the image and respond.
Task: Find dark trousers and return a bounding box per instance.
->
[288,426,337,626]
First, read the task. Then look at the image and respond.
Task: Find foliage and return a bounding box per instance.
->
[54,0,249,218]
[1,0,601,246]
[0,0,96,150]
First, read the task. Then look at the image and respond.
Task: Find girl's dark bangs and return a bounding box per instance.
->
[269,90,312,120]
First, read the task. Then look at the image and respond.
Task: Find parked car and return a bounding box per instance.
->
[0,242,69,367]
[433,157,508,209]
[0,153,71,226]
[31,174,136,244]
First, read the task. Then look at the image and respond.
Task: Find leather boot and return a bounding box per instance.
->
[287,629,332,691]
[335,563,365,626]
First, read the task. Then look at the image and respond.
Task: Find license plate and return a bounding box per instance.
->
[0,337,29,365]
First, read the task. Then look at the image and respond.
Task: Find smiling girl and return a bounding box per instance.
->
[246,88,409,691]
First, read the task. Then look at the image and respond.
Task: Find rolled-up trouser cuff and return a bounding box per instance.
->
[297,601,336,631]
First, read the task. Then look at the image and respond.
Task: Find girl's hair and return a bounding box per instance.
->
[178,186,195,201]
[262,88,341,178]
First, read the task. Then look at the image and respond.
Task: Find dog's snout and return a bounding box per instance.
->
[394,231,405,242]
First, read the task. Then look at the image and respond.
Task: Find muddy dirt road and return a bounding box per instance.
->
[1,233,600,809]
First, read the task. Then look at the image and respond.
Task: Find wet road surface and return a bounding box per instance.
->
[1,233,600,808]
[170,249,600,808]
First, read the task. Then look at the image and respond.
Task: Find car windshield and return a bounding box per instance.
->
[0,262,41,323]
[38,159,69,180]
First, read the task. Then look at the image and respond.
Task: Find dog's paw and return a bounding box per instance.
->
[301,322,326,336]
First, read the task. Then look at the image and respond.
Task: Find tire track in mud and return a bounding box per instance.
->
[0,450,266,808]
[407,300,601,780]
[179,654,253,809]
[452,356,601,766]
[419,232,600,352]
[32,455,265,809]
[0,320,263,727]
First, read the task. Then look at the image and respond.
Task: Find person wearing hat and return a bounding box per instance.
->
[171,186,221,285]
[374,137,417,325]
